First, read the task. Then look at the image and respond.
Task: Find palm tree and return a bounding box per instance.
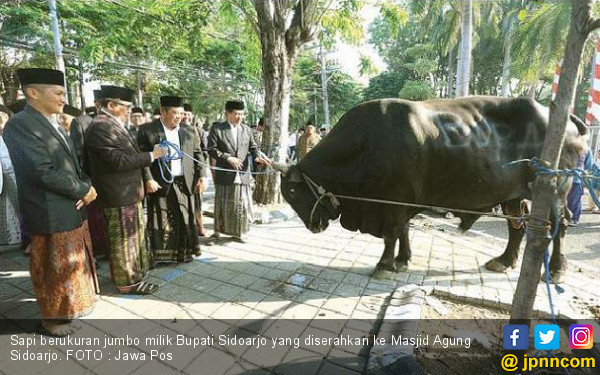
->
[511,2,571,97]
[496,1,528,97]
[455,0,473,97]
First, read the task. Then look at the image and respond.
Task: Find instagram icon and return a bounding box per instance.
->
[569,324,593,349]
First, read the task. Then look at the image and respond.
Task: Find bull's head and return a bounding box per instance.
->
[273,163,341,233]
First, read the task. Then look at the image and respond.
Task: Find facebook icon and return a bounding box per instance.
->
[503,324,529,350]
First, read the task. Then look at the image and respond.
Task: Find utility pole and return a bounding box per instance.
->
[137,70,143,107]
[319,44,330,127]
[47,0,66,75]
[0,14,4,105]
[78,59,86,110]
[313,87,318,125]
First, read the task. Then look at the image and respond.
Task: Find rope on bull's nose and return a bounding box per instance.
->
[296,169,528,222]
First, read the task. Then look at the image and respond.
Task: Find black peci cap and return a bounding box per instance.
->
[101,85,134,103]
[62,104,82,117]
[93,89,104,102]
[225,100,244,111]
[183,103,193,112]
[160,96,183,108]
[17,68,65,87]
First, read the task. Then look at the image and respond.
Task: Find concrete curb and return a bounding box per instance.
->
[367,284,427,375]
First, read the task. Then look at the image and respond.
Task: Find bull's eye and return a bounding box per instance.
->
[289,188,295,197]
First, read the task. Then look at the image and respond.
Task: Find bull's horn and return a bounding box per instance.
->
[271,162,289,175]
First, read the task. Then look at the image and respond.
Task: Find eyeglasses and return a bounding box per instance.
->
[111,100,133,109]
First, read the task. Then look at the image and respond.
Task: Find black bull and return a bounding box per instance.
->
[275,97,588,281]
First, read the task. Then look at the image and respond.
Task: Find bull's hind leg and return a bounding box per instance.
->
[394,223,411,272]
[372,236,398,280]
[485,218,525,272]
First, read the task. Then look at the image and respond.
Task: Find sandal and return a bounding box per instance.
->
[127,281,159,295]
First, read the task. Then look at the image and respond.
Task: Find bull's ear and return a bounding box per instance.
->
[271,162,289,177]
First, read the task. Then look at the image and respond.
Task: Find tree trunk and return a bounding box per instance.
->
[511,0,595,321]
[500,34,512,97]
[251,0,315,204]
[447,48,454,98]
[252,4,296,204]
[456,0,472,97]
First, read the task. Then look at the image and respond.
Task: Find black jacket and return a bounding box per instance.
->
[84,113,152,208]
[207,121,259,186]
[136,119,205,197]
[3,105,90,234]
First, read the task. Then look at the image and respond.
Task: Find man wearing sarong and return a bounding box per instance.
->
[3,68,99,336]
[182,103,208,236]
[84,85,166,294]
[207,100,270,243]
[137,96,206,263]
[71,89,108,262]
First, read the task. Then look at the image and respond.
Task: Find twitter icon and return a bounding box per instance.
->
[535,324,560,350]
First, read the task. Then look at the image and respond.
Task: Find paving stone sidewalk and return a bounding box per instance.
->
[1,180,598,375]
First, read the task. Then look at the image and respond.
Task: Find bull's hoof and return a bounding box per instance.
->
[541,270,564,284]
[395,260,409,272]
[484,258,509,273]
[372,269,396,280]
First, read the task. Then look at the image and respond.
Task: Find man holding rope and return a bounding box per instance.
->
[207,100,270,243]
[85,85,165,294]
[137,96,206,263]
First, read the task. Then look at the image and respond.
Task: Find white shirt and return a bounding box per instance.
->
[162,121,183,177]
[228,122,242,184]
[49,114,69,147]
[287,133,296,148]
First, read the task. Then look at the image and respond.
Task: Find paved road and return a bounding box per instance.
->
[421,203,600,285]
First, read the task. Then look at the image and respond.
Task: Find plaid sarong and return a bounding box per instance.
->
[103,202,151,287]
[214,183,253,238]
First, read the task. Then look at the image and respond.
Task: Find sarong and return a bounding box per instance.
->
[214,183,253,238]
[147,177,200,263]
[0,170,21,245]
[87,200,108,257]
[103,202,151,287]
[30,221,99,319]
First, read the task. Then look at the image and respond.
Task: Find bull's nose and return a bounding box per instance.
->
[309,226,321,234]
[308,222,328,233]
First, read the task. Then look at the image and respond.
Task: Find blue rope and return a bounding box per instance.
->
[155,140,278,184]
[529,157,600,209]
[528,159,578,375]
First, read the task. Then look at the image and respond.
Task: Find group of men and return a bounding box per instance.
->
[3,67,269,336]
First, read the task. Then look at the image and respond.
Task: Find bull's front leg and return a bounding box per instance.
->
[394,223,411,272]
[373,236,398,280]
[485,216,525,272]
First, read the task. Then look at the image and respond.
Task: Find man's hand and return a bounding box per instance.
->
[152,144,168,159]
[255,156,272,166]
[76,186,97,210]
[227,156,243,170]
[146,180,161,193]
[195,178,206,193]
